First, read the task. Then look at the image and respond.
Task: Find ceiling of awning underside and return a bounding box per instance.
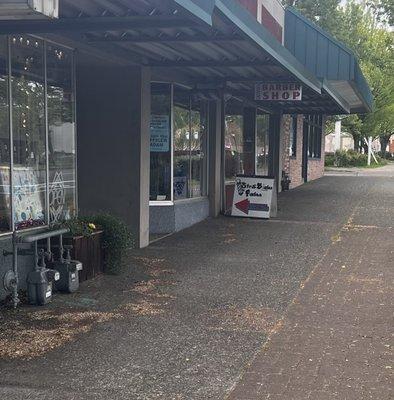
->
[1,0,346,114]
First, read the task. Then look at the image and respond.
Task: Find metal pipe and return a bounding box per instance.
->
[44,40,50,227]
[34,242,39,272]
[18,228,69,243]
[59,234,64,262]
[12,231,19,308]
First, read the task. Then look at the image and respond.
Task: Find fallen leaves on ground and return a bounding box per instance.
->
[207,306,281,334]
[0,256,178,361]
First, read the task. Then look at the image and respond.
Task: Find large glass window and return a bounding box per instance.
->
[256,114,269,175]
[150,83,172,201]
[190,97,208,198]
[225,115,244,181]
[150,84,208,202]
[0,37,11,233]
[0,35,76,233]
[173,88,190,200]
[47,43,76,223]
[11,36,46,230]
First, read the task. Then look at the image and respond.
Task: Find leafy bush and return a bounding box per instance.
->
[83,214,134,275]
[325,153,335,166]
[325,150,386,167]
[377,151,394,160]
[62,217,97,237]
[62,214,134,275]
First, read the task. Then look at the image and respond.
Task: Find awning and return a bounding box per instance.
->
[284,6,373,113]
[0,0,358,115]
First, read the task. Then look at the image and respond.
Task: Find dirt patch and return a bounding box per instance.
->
[207,306,281,334]
[0,309,121,360]
[132,256,175,278]
[0,257,179,361]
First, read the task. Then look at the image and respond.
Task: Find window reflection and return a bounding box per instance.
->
[225,115,244,181]
[47,44,76,223]
[256,114,270,175]
[190,98,208,198]
[150,83,172,201]
[11,36,46,230]
[0,37,11,232]
[173,88,190,200]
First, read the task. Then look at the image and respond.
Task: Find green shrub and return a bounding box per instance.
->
[325,153,335,166]
[325,150,386,167]
[61,214,134,275]
[83,214,134,275]
[62,217,96,237]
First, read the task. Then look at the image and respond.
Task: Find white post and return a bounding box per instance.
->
[334,120,341,151]
[367,136,372,166]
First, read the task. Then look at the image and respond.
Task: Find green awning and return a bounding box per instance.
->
[284,6,373,113]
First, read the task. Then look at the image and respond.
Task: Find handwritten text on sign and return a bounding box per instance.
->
[255,82,302,101]
[150,115,170,152]
[231,175,275,219]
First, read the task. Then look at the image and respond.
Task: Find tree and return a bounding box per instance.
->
[281,0,341,35]
[335,2,394,153]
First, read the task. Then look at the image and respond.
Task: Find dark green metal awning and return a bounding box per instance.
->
[284,6,373,113]
[1,0,361,114]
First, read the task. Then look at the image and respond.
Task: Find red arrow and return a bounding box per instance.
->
[235,198,250,214]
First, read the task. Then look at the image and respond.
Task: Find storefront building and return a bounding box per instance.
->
[0,0,372,301]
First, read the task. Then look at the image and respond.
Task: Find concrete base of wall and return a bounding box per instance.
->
[150,197,210,234]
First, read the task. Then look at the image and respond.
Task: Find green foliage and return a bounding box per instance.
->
[84,214,134,275]
[285,1,394,152]
[282,0,341,35]
[325,150,386,167]
[62,217,96,237]
[62,214,134,275]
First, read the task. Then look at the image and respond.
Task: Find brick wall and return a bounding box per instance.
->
[390,136,394,154]
[289,115,304,189]
[280,114,325,190]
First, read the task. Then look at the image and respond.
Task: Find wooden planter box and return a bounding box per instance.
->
[65,231,105,282]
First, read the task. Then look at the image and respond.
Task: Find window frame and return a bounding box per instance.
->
[149,82,209,205]
[305,114,323,160]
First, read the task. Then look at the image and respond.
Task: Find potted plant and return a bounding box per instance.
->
[61,214,134,280]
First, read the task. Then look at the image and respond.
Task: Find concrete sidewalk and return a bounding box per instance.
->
[0,171,393,400]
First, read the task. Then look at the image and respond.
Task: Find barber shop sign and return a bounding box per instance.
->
[255,82,302,101]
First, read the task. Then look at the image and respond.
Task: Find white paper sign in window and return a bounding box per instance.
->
[150,115,170,152]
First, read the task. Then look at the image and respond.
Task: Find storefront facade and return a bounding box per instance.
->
[0,0,372,301]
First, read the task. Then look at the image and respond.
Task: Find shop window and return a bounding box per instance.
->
[256,114,269,175]
[0,37,11,233]
[289,115,297,157]
[150,84,208,202]
[306,115,322,158]
[225,115,244,181]
[173,88,208,200]
[173,88,190,200]
[190,97,208,198]
[150,83,172,201]
[11,36,46,230]
[47,43,76,224]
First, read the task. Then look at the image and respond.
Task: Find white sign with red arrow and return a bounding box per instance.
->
[231,175,275,219]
